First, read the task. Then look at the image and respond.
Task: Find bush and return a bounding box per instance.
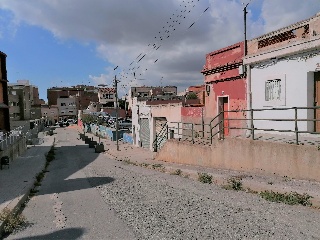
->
[198,172,212,184]
[0,208,26,234]
[260,191,312,206]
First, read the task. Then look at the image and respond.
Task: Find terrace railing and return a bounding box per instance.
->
[166,106,320,146]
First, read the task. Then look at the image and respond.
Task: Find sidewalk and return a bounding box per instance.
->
[0,133,54,235]
[83,130,320,208]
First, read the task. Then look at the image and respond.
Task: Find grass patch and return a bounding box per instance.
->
[223,177,243,191]
[198,172,212,184]
[122,158,138,166]
[0,208,26,234]
[260,191,312,206]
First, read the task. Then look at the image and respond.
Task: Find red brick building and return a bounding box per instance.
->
[47,85,98,110]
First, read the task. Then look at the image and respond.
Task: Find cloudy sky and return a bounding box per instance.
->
[0,0,319,101]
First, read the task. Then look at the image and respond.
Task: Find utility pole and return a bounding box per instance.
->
[114,74,120,151]
[243,1,252,138]
[243,2,249,61]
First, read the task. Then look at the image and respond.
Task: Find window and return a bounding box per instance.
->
[263,75,286,107]
[265,79,281,101]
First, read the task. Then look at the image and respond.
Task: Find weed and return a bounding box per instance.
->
[246,188,258,194]
[29,188,39,197]
[123,159,138,166]
[152,164,163,169]
[0,208,26,234]
[223,177,243,191]
[198,172,212,184]
[283,176,291,182]
[34,181,41,187]
[267,181,273,185]
[36,172,45,182]
[171,169,182,176]
[140,163,150,168]
[260,191,312,206]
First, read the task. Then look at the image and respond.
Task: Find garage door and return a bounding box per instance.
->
[140,118,150,148]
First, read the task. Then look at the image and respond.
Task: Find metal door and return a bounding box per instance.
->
[315,72,320,132]
[155,118,167,150]
[139,118,150,148]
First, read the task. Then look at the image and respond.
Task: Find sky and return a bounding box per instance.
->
[0,0,320,102]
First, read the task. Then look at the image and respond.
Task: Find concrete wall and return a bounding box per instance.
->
[251,51,320,132]
[0,136,27,163]
[155,138,320,182]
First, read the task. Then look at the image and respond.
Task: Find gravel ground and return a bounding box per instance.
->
[84,157,320,240]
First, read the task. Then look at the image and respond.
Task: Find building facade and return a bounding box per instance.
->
[47,85,98,110]
[128,86,177,110]
[97,86,116,108]
[41,105,59,125]
[201,42,246,137]
[244,12,320,134]
[0,51,10,132]
[57,97,77,121]
[8,80,42,121]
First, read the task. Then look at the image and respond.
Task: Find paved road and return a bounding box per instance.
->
[6,127,320,239]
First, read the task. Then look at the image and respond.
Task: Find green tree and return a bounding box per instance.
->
[186,92,198,99]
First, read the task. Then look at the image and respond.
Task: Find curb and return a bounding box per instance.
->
[0,136,55,238]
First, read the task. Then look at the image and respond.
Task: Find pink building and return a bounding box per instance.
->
[201,42,247,137]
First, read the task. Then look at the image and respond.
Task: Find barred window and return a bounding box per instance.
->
[265,79,281,101]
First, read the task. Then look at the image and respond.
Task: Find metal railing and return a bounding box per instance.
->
[153,122,168,152]
[0,126,24,151]
[0,121,46,151]
[165,106,320,146]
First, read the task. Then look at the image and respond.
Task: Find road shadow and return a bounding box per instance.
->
[12,227,85,240]
[39,176,114,195]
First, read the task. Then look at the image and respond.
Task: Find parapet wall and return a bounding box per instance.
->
[155,138,320,182]
[0,137,27,163]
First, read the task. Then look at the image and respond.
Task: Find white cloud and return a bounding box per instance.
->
[1,0,320,94]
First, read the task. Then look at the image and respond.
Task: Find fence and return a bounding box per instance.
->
[0,121,46,151]
[165,106,320,146]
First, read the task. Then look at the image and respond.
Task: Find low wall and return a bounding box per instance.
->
[123,133,133,144]
[155,138,320,182]
[0,137,27,163]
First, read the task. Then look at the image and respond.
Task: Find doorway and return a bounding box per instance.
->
[218,96,229,137]
[315,72,320,132]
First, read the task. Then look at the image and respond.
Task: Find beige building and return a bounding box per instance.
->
[41,105,59,124]
[57,97,77,121]
[128,86,177,110]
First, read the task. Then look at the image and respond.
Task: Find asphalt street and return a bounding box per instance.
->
[6,127,320,239]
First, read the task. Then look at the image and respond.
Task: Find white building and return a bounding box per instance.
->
[57,97,77,120]
[244,12,320,134]
[131,97,183,151]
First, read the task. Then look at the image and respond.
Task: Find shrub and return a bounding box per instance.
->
[223,177,243,191]
[0,208,26,234]
[260,191,312,206]
[198,172,212,184]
